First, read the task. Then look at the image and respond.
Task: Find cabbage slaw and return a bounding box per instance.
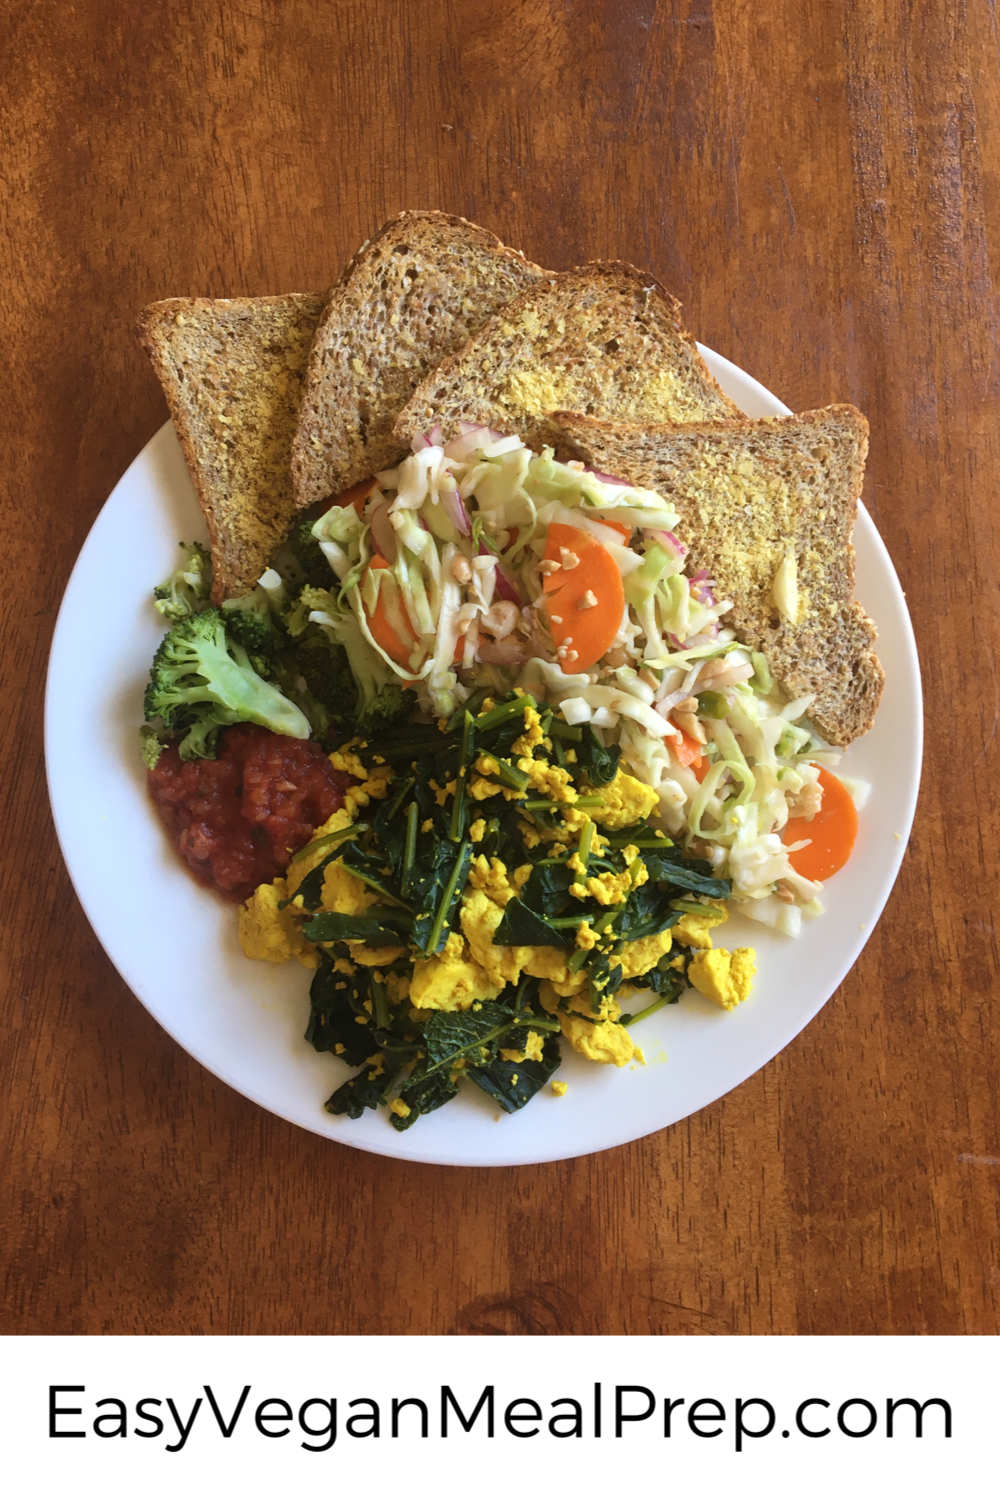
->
[294,426,866,936]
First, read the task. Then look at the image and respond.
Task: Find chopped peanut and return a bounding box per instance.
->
[559,547,580,570]
[577,589,598,610]
[674,711,706,743]
[786,779,823,818]
[481,600,520,639]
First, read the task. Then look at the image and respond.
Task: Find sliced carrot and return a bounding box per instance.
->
[672,726,708,780]
[363,557,462,667]
[600,518,631,542]
[326,476,378,517]
[784,767,858,881]
[542,521,624,669]
[363,558,415,666]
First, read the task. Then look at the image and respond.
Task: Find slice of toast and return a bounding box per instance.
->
[549,405,882,746]
[291,211,548,508]
[137,293,324,602]
[393,262,739,450]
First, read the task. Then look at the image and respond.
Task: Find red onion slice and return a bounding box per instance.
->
[427,422,444,446]
[369,500,398,564]
[459,420,506,442]
[688,568,717,606]
[441,487,472,537]
[584,466,629,486]
[443,422,508,463]
[477,638,526,665]
[493,566,522,604]
[477,539,521,603]
[646,528,687,557]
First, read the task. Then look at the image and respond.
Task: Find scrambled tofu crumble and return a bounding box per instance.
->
[238,696,755,1131]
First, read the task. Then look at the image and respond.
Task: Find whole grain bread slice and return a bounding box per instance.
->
[393,262,739,451]
[549,405,882,746]
[136,293,324,602]
[291,211,548,508]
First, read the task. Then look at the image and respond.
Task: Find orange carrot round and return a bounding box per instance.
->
[542,521,624,669]
[784,767,858,881]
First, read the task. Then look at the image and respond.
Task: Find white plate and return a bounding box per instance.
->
[45,350,922,1166]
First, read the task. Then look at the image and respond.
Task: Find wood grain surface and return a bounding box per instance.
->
[3,0,998,1336]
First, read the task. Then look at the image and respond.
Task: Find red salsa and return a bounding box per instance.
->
[148,725,352,902]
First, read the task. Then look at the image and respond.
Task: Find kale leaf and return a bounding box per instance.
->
[325,1056,403,1120]
[305,959,375,1068]
[576,725,621,786]
[467,1031,561,1113]
[303,911,407,946]
[494,898,574,949]
[389,1070,461,1130]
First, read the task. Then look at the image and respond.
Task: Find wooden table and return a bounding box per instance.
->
[3,0,997,1336]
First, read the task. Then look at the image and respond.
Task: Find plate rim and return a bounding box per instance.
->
[44,348,923,1166]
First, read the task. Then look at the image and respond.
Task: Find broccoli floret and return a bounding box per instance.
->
[139,723,166,769]
[294,625,356,706]
[222,589,285,677]
[301,594,415,734]
[286,522,334,589]
[143,607,311,760]
[356,680,415,737]
[153,542,212,621]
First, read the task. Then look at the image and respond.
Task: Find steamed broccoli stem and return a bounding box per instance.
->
[153,542,212,621]
[144,607,311,753]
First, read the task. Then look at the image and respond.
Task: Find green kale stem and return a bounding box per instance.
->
[386,775,417,822]
[621,994,674,1027]
[670,899,726,917]
[424,838,471,955]
[449,710,475,842]
[490,756,530,792]
[400,802,418,898]
[293,822,368,863]
[340,862,414,912]
[474,694,536,733]
[576,819,595,872]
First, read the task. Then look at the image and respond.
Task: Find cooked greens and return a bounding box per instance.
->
[285,692,732,1129]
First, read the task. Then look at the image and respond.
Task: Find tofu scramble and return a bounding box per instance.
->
[238,693,755,1130]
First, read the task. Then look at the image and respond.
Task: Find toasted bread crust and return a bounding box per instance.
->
[549,405,882,746]
[136,293,324,602]
[291,211,548,508]
[393,261,738,449]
